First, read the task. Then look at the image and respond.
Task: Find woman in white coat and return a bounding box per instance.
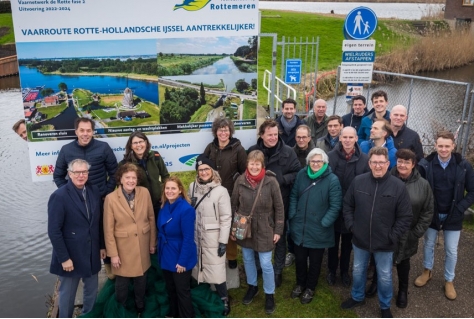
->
[189,155,232,316]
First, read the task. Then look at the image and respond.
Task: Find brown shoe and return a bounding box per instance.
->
[104,263,116,280]
[445,281,457,300]
[414,269,432,287]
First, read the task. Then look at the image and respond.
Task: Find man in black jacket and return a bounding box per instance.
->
[390,105,424,162]
[276,98,304,147]
[341,147,412,318]
[342,95,369,133]
[327,127,369,287]
[248,119,301,287]
[414,130,474,300]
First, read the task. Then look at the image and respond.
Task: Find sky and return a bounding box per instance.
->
[16,39,158,59]
[156,36,252,55]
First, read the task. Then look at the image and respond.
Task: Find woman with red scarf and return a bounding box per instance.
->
[230,150,284,314]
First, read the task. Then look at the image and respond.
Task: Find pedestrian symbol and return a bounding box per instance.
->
[344,7,378,40]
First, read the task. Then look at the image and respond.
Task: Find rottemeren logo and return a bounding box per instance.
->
[173,0,211,11]
[179,154,200,166]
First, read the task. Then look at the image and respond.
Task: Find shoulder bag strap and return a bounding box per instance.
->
[193,187,214,210]
[248,176,265,219]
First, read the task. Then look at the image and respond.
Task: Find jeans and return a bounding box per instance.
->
[351,244,393,310]
[294,244,324,290]
[423,227,460,282]
[162,269,195,318]
[115,274,147,310]
[242,247,275,294]
[58,274,98,318]
[328,231,352,275]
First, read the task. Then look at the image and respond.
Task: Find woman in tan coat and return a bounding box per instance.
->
[104,163,157,314]
[188,155,232,316]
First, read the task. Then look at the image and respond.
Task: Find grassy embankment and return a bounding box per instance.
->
[36,102,68,119]
[0,13,14,44]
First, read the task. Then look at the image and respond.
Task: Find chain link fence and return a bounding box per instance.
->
[329,69,473,157]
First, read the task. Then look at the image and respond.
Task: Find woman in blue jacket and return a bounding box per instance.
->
[158,176,197,318]
[288,148,342,304]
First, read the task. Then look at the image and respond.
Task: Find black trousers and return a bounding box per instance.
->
[162,269,195,318]
[294,244,325,290]
[115,273,147,309]
[214,282,228,299]
[327,231,353,275]
[396,258,410,291]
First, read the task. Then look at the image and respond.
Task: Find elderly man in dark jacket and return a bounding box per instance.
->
[327,127,369,287]
[248,119,301,287]
[414,131,474,301]
[48,159,105,318]
[341,147,412,318]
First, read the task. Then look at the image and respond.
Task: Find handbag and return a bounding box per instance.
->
[231,176,264,240]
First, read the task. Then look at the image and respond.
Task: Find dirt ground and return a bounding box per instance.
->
[330,230,474,318]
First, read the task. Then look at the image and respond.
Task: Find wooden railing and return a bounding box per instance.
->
[0,55,18,77]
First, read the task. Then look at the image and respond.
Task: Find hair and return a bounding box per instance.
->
[161,176,191,207]
[327,115,343,125]
[211,117,235,138]
[67,159,91,172]
[74,117,95,130]
[306,148,329,165]
[436,130,455,143]
[371,90,388,103]
[12,119,25,133]
[351,95,366,105]
[247,150,265,168]
[374,119,393,138]
[115,162,140,185]
[124,131,151,161]
[296,124,311,136]
[313,99,327,108]
[341,126,357,136]
[258,119,278,137]
[368,146,389,161]
[281,98,297,108]
[396,149,416,165]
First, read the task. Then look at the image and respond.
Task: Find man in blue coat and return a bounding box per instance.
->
[357,90,390,143]
[48,159,105,318]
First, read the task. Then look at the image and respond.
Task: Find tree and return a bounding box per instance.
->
[58,82,68,92]
[200,82,206,105]
[235,79,249,93]
[251,78,257,90]
[164,87,171,101]
[41,88,54,97]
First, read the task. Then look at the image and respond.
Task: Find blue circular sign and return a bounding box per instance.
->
[344,7,378,40]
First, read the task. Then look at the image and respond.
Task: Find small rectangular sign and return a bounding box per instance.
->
[285,59,302,84]
[340,62,374,83]
[346,83,364,99]
[342,51,375,62]
[342,40,376,51]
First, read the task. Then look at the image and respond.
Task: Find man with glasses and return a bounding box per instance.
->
[341,146,412,318]
[54,117,118,278]
[293,125,315,168]
[48,159,104,317]
[276,98,304,147]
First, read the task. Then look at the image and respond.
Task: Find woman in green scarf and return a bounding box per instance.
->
[288,148,342,304]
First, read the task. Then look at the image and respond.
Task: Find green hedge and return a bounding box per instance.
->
[0,1,11,14]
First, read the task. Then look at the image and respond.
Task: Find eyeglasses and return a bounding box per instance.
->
[217,128,229,133]
[397,159,413,166]
[369,161,388,167]
[198,167,211,173]
[132,140,146,146]
[296,136,309,140]
[71,170,89,176]
[310,160,324,165]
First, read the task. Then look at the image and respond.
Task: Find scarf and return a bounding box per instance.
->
[280,116,298,135]
[343,147,355,161]
[245,168,266,188]
[307,163,328,179]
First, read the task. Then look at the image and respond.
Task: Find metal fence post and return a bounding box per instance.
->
[462,86,474,157]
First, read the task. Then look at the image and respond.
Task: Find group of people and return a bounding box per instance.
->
[26,87,474,318]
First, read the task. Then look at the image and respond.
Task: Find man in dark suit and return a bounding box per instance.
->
[48,159,105,318]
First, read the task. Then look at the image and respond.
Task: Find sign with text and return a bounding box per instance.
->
[340,63,374,83]
[346,83,364,100]
[285,59,302,84]
[340,40,375,83]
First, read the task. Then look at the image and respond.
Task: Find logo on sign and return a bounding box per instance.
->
[344,7,378,40]
[174,0,211,11]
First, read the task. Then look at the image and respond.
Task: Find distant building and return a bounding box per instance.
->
[43,95,59,106]
[444,1,474,32]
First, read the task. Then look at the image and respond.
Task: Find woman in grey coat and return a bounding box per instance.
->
[391,149,434,308]
[189,155,232,316]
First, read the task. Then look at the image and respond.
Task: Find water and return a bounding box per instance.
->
[19,65,159,104]
[259,1,445,20]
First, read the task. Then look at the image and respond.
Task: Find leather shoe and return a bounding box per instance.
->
[275,273,283,288]
[326,272,336,286]
[365,279,377,297]
[341,272,351,287]
[340,297,365,309]
[223,298,231,316]
[381,308,393,318]
[396,290,407,308]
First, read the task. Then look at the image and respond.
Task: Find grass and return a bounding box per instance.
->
[37,102,68,119]
[243,99,257,120]
[189,104,214,123]
[0,13,14,44]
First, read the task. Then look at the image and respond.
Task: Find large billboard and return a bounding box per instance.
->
[11,0,259,181]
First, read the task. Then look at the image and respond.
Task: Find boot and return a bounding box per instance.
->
[222,298,231,316]
[104,263,115,280]
[414,269,432,287]
[265,294,275,314]
[445,281,457,300]
[396,289,408,308]
[242,285,259,305]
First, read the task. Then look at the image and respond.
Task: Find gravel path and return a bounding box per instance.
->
[330,230,474,318]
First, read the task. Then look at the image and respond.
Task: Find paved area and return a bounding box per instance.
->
[331,230,474,318]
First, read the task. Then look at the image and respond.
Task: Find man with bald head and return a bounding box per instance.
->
[304,99,328,145]
[390,105,424,161]
[326,127,370,287]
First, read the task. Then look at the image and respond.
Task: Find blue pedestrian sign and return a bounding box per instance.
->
[344,7,378,40]
[285,59,301,84]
